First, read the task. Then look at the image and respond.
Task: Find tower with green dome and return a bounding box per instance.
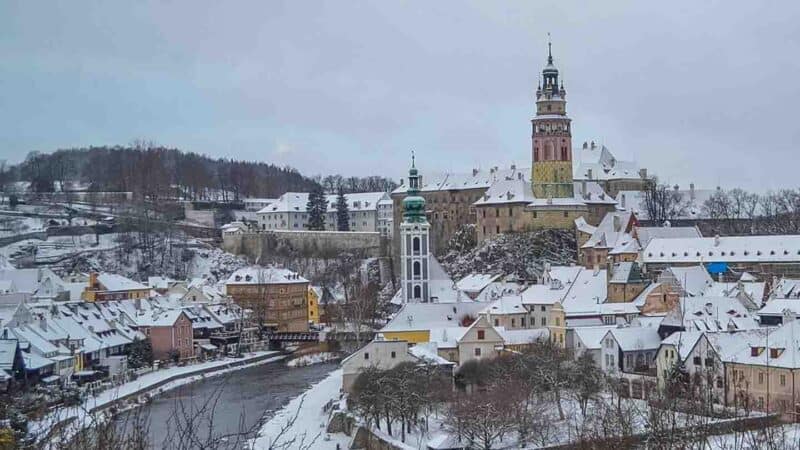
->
[400,153,431,303]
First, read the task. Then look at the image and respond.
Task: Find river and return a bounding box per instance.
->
[115,360,338,449]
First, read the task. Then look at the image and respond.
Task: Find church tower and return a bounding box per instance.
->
[399,154,431,303]
[531,38,574,199]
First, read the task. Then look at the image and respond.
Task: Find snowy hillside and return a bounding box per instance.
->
[440,227,577,281]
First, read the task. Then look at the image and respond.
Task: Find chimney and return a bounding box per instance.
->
[587,168,593,180]
[621,193,627,209]
[510,164,516,170]
[37,268,43,283]
[581,180,587,197]
[89,272,98,289]
[472,168,479,176]
[613,215,621,232]
[639,168,648,179]
[591,141,596,149]
[673,184,679,192]
[714,235,721,247]
[518,172,523,180]
[39,317,47,331]
[583,141,588,149]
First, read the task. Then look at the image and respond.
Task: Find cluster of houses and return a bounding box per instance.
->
[344,208,800,420]
[0,265,324,392]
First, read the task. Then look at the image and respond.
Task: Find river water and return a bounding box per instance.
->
[115,360,337,449]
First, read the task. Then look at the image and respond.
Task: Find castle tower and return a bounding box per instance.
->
[399,154,431,303]
[531,38,574,199]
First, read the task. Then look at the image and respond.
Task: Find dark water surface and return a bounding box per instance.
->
[116,361,337,449]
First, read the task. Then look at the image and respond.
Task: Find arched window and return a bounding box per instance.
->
[413,285,422,299]
[412,237,420,253]
[413,261,421,277]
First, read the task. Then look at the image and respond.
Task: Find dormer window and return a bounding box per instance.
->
[751,346,764,357]
[770,348,784,358]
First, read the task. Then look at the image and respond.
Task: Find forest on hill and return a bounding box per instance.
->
[0,144,397,201]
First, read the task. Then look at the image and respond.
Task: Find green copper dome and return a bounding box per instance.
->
[403,154,427,223]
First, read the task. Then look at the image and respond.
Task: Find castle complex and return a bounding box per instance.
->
[391,40,646,254]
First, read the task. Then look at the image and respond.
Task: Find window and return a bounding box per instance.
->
[496,226,500,234]
[511,318,516,327]
[413,261,421,277]
[758,372,764,384]
[364,352,369,360]
[781,374,787,386]
[555,318,560,326]
[412,237,420,253]
[563,211,568,218]
[391,351,396,359]
[541,306,546,312]
[521,317,526,327]
[693,356,702,366]
[509,207,513,217]
[474,348,482,357]
[495,208,499,217]
[494,319,499,326]
[413,285,421,299]
[541,317,547,326]
[477,330,485,340]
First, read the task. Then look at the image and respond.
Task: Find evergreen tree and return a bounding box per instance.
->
[336,187,350,231]
[306,184,327,230]
[126,337,153,369]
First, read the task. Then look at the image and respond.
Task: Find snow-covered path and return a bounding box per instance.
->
[252,369,351,450]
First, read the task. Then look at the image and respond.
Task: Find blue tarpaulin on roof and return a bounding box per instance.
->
[706,262,728,274]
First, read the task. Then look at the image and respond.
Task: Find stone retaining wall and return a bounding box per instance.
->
[223,230,388,260]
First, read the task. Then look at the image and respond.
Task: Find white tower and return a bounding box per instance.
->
[400,155,431,303]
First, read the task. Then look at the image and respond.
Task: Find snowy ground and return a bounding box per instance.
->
[705,423,800,449]
[31,351,284,441]
[251,369,351,450]
[286,352,339,368]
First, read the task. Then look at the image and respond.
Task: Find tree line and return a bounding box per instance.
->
[2,144,397,202]
[644,178,800,235]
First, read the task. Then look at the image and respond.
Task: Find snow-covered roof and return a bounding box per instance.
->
[660,331,705,361]
[758,298,800,317]
[427,327,468,349]
[581,211,635,251]
[574,143,644,181]
[22,351,54,370]
[723,321,800,368]
[634,226,702,248]
[480,295,526,315]
[662,296,758,332]
[138,310,187,327]
[226,267,308,285]
[0,340,18,371]
[408,342,455,365]
[0,268,63,295]
[528,181,616,208]
[472,179,535,206]
[520,266,583,305]
[455,274,501,294]
[97,273,148,292]
[605,327,661,352]
[258,191,389,214]
[561,268,611,316]
[643,235,800,264]
[608,262,645,284]
[574,326,617,350]
[574,216,597,235]
[381,303,486,333]
[472,281,525,302]
[661,266,714,297]
[392,166,530,194]
[148,276,175,290]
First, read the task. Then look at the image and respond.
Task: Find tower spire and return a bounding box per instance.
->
[547,32,553,64]
[411,150,415,168]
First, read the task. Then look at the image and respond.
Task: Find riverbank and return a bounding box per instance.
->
[252,369,351,450]
[32,350,285,443]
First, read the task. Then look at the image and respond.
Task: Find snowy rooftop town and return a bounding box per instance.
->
[5,3,800,449]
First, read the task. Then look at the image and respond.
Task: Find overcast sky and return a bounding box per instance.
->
[1,1,799,191]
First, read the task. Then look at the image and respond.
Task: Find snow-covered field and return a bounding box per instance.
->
[32,351,284,440]
[252,369,350,450]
